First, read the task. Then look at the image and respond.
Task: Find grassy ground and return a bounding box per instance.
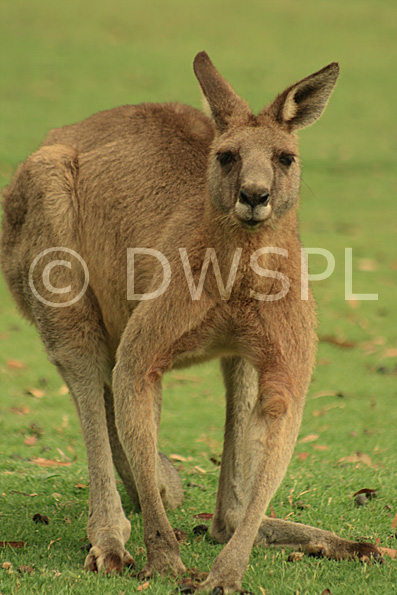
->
[0,0,396,594]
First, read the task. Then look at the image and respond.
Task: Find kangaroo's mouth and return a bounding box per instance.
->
[234,202,272,229]
[243,219,262,227]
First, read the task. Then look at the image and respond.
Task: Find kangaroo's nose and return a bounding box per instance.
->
[239,188,270,209]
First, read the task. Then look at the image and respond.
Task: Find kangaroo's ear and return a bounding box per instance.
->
[193,51,252,133]
[260,63,339,131]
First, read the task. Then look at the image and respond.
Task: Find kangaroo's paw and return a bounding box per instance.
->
[85,543,135,574]
[303,539,384,563]
[197,572,243,594]
[137,553,186,580]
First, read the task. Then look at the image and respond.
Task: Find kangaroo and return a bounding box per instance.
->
[1,52,381,593]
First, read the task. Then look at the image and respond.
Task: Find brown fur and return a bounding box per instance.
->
[0,52,381,592]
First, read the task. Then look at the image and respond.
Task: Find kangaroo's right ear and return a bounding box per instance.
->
[193,51,252,133]
[260,62,340,131]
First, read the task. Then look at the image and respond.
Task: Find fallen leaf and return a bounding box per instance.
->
[359,336,384,354]
[30,457,72,468]
[269,506,277,519]
[75,483,87,489]
[361,341,380,355]
[197,434,222,449]
[311,390,337,399]
[352,488,377,499]
[48,538,61,550]
[56,448,71,461]
[259,588,267,595]
[392,513,397,529]
[320,590,333,595]
[194,513,213,520]
[383,348,397,358]
[10,406,30,416]
[1,561,13,571]
[6,359,27,369]
[193,466,206,474]
[0,541,27,549]
[24,436,37,446]
[57,415,69,433]
[25,387,45,399]
[319,335,356,349]
[358,258,378,271]
[378,546,397,560]
[347,299,359,308]
[169,373,201,383]
[338,452,374,467]
[170,454,187,462]
[288,486,295,506]
[58,385,69,395]
[298,489,315,498]
[299,433,319,443]
[137,581,150,591]
[312,445,329,451]
[18,565,34,574]
[296,452,310,461]
[313,402,345,417]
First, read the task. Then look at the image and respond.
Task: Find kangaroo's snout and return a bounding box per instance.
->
[234,186,272,227]
[239,188,270,209]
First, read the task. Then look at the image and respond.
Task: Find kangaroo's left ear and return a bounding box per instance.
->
[259,62,339,131]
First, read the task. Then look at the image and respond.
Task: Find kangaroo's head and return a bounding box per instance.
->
[193,52,339,231]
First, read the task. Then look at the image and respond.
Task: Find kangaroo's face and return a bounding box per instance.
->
[208,121,300,229]
[193,52,339,231]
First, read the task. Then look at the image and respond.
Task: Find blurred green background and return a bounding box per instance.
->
[0,1,396,594]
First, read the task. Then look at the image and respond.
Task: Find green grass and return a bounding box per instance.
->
[1,0,396,593]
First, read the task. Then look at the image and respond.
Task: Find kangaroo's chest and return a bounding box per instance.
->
[171,299,268,370]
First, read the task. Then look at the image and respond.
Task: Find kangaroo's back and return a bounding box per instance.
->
[39,101,215,248]
[1,101,214,337]
[42,101,214,156]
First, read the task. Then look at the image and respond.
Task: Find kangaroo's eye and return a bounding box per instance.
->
[217,151,235,167]
[279,153,295,167]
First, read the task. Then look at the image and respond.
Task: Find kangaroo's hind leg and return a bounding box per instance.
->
[104,384,141,510]
[1,145,135,572]
[33,282,135,572]
[210,356,259,544]
[104,385,183,512]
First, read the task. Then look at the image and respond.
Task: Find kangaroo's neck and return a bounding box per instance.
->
[183,199,301,299]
